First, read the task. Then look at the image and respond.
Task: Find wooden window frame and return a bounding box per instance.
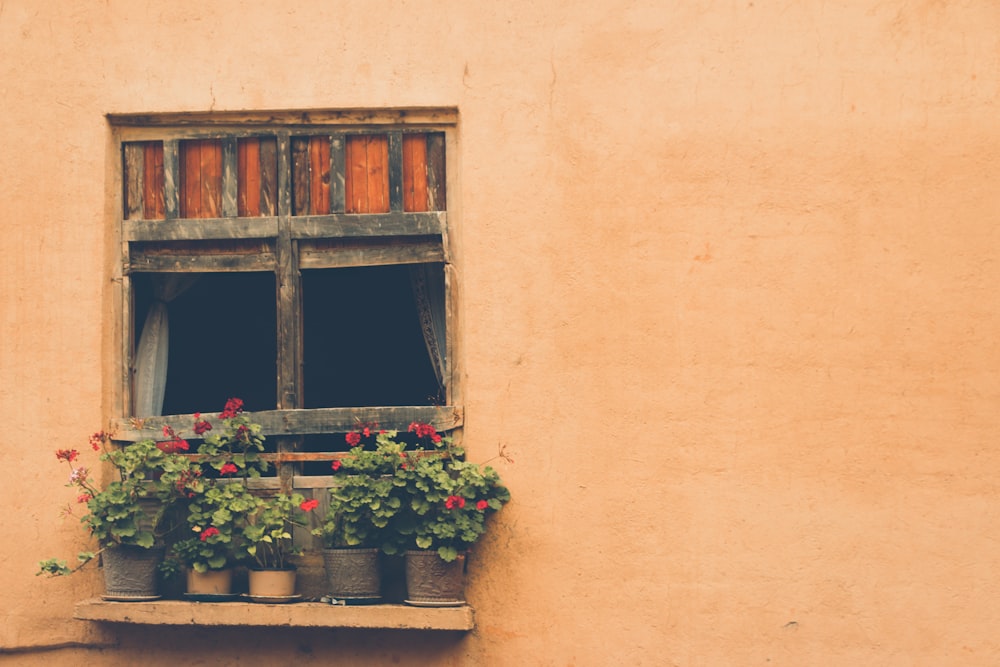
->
[108,109,461,496]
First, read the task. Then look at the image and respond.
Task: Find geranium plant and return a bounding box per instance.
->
[385,423,511,562]
[243,492,318,570]
[38,430,195,576]
[170,481,258,573]
[168,398,271,573]
[312,424,405,550]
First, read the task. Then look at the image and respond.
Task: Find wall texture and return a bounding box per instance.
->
[2,1,999,664]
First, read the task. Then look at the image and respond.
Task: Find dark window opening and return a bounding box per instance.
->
[133,272,277,416]
[302,265,440,410]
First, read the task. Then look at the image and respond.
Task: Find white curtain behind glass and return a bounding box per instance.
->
[133,274,200,417]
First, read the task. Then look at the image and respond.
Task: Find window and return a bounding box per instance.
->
[109,109,461,493]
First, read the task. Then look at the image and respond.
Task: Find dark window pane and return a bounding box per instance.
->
[134,272,277,415]
[302,265,440,408]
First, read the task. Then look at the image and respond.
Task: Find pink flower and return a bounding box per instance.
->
[300,499,319,512]
[331,460,342,471]
[77,493,93,504]
[219,462,238,476]
[345,432,361,447]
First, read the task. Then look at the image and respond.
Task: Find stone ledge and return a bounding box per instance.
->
[74,599,474,631]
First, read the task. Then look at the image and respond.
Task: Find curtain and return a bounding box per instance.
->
[410,264,447,397]
[133,274,200,417]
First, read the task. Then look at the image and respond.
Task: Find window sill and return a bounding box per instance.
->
[74,599,474,631]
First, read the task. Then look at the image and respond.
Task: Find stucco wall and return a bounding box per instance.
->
[2,1,999,664]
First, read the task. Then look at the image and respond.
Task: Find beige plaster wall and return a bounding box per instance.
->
[2,0,999,664]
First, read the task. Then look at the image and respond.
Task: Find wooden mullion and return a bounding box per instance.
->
[222,137,238,217]
[291,136,310,216]
[426,132,446,211]
[260,136,278,216]
[388,131,403,212]
[123,143,144,220]
[330,134,345,213]
[163,140,180,219]
[275,131,300,493]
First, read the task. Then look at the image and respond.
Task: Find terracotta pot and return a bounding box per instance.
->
[404,550,466,606]
[323,548,381,601]
[186,568,233,595]
[247,568,296,598]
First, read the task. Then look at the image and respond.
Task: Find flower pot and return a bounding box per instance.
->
[323,548,381,602]
[186,568,233,596]
[247,568,297,599]
[101,545,164,600]
[404,550,466,606]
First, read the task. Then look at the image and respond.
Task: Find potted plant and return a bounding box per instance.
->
[167,399,269,596]
[312,424,404,602]
[37,430,196,600]
[241,491,318,600]
[169,480,258,597]
[385,423,511,606]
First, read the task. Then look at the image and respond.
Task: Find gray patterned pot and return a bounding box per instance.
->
[404,550,466,606]
[101,545,164,600]
[323,548,381,601]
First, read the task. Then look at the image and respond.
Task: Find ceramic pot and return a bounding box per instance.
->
[404,550,466,606]
[247,568,296,598]
[186,568,233,595]
[102,545,164,600]
[323,548,381,601]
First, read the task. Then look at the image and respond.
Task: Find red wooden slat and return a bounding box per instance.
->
[367,135,389,214]
[309,136,331,215]
[346,135,364,213]
[200,140,222,218]
[403,134,428,212]
[240,138,262,217]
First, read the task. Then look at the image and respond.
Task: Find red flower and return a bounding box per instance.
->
[157,438,189,454]
[200,526,220,542]
[300,499,319,512]
[409,422,442,443]
[55,449,79,463]
[476,500,489,511]
[331,460,342,471]
[193,418,213,435]
[219,462,238,476]
[89,431,107,451]
[345,432,361,447]
[77,493,93,504]
[220,397,244,419]
[445,495,465,510]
